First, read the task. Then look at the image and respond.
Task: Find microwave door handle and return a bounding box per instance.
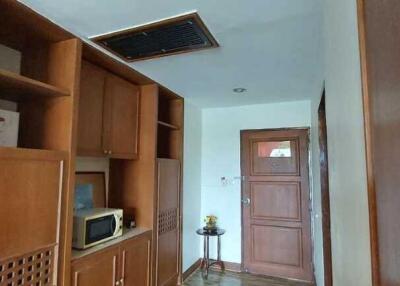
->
[111,215,117,235]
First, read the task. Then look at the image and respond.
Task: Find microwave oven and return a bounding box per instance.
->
[72,208,123,249]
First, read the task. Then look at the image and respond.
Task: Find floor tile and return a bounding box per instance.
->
[184,270,314,286]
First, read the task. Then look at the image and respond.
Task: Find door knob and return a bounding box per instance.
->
[242,198,250,205]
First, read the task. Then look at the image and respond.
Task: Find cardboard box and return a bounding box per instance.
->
[0,109,19,147]
[0,44,21,74]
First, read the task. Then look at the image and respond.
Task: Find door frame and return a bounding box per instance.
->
[318,92,333,286]
[240,127,314,278]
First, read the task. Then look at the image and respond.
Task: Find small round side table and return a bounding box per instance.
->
[196,228,226,278]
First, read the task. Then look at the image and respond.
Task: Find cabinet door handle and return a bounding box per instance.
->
[121,250,126,280]
[115,281,120,286]
[108,150,112,155]
[104,150,108,154]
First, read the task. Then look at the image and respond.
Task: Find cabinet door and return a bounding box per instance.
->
[157,159,180,286]
[77,60,106,156]
[104,74,139,159]
[71,246,119,286]
[0,149,64,286]
[120,232,152,286]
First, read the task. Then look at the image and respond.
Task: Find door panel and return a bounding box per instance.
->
[252,225,302,267]
[158,230,178,285]
[77,60,105,156]
[71,246,119,286]
[156,159,180,286]
[104,73,139,159]
[121,233,151,286]
[251,182,301,221]
[241,129,313,282]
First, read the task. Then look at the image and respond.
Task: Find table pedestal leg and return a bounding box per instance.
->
[201,236,207,269]
[199,233,225,279]
[205,236,209,278]
[217,235,225,271]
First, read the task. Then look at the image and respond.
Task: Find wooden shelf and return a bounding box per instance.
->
[0,69,69,100]
[157,120,180,130]
[0,146,67,160]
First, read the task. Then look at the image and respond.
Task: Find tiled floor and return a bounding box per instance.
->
[184,270,314,286]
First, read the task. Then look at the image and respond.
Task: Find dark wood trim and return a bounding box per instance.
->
[318,92,333,286]
[90,12,219,63]
[211,261,242,273]
[356,1,380,285]
[182,259,201,281]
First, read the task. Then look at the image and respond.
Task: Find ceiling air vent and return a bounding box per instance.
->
[91,12,219,62]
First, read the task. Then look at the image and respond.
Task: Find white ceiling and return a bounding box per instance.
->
[20,0,323,108]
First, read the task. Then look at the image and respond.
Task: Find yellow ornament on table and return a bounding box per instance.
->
[204,215,218,232]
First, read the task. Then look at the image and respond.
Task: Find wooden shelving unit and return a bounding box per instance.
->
[155,87,184,286]
[0,2,185,286]
[0,69,69,100]
[0,2,81,286]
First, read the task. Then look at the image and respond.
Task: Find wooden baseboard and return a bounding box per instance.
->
[210,261,242,272]
[182,259,201,281]
[182,259,242,281]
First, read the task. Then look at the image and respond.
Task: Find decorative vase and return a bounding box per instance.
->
[204,215,218,232]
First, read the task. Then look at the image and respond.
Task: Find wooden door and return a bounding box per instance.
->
[358,0,400,284]
[71,246,119,286]
[104,73,139,159]
[120,232,152,286]
[77,60,106,156]
[156,159,180,286]
[0,148,64,286]
[241,129,313,282]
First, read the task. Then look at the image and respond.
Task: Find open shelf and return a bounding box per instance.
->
[157,120,180,130]
[0,69,69,100]
[157,89,183,159]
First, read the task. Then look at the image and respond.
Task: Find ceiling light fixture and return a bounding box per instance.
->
[233,88,247,93]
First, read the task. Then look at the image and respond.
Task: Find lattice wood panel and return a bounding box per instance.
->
[0,245,56,286]
[158,208,177,235]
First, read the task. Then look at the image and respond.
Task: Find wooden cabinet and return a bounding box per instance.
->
[156,159,180,286]
[103,74,139,159]
[77,61,106,156]
[71,246,119,286]
[120,234,151,286]
[71,232,151,286]
[77,61,140,159]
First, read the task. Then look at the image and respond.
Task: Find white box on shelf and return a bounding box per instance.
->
[0,44,21,74]
[0,109,19,147]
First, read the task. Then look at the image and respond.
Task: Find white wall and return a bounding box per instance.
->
[182,101,203,271]
[310,96,325,286]
[322,0,372,285]
[201,101,311,263]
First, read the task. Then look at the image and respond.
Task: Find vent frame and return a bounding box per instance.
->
[91,12,219,62]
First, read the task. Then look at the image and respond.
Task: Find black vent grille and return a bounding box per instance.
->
[92,13,218,61]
